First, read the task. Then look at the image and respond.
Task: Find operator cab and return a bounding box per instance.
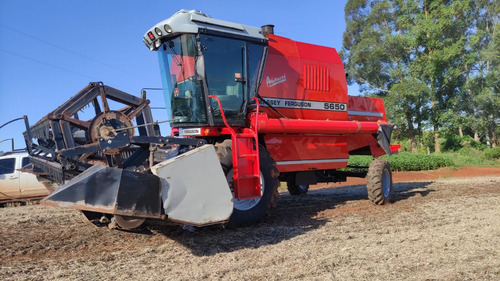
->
[144,10,268,128]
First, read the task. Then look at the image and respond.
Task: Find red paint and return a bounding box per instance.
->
[346,134,378,153]
[259,34,348,121]
[254,114,381,135]
[264,134,348,172]
[348,96,387,122]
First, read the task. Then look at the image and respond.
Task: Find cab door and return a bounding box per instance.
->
[201,34,247,125]
[0,157,21,200]
[201,34,266,126]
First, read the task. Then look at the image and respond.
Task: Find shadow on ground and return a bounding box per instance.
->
[149,181,434,256]
[392,181,434,201]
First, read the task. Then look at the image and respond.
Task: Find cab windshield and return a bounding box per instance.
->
[158,34,205,123]
[158,34,266,126]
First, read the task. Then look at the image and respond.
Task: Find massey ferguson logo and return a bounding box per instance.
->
[266,74,287,88]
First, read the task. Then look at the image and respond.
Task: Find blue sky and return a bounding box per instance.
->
[0,0,352,152]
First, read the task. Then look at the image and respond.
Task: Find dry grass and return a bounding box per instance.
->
[1,176,499,280]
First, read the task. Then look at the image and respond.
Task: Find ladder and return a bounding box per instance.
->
[209,96,261,200]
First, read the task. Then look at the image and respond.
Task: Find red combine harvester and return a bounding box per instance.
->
[24,10,399,230]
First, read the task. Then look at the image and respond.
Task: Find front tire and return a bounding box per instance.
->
[215,140,279,227]
[366,158,393,205]
[114,215,146,230]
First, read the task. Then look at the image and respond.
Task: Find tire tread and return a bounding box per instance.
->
[366,158,392,205]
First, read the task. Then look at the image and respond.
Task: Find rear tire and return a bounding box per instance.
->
[287,180,309,195]
[215,140,279,227]
[366,158,393,205]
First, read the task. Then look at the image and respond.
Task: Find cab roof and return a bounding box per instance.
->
[143,9,266,51]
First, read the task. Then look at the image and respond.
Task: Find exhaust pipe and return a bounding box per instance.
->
[262,24,274,36]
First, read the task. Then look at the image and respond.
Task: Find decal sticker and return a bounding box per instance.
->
[262,98,347,112]
[266,74,287,88]
[348,111,384,117]
[179,128,201,136]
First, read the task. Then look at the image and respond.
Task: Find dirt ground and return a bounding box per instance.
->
[1,167,499,281]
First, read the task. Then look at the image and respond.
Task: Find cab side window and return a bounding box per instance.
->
[0,158,16,175]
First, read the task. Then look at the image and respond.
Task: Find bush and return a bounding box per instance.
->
[348,152,453,172]
[386,152,453,171]
[443,135,486,152]
[484,147,500,160]
[457,147,483,157]
[347,155,372,167]
[443,135,462,151]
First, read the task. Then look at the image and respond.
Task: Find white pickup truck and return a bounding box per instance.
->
[0,151,50,203]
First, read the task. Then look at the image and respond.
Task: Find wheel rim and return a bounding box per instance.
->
[382,169,391,198]
[233,172,265,211]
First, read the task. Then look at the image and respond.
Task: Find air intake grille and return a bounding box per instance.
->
[304,65,329,92]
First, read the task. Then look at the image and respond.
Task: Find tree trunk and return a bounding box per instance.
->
[406,109,418,153]
[490,123,497,147]
[474,131,480,142]
[434,131,441,153]
[458,127,463,137]
[410,135,418,153]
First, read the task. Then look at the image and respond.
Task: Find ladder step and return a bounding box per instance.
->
[239,154,257,158]
[239,175,259,179]
[236,134,255,138]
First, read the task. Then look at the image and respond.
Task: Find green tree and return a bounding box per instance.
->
[342,0,427,152]
[462,0,500,146]
[418,0,473,152]
[341,0,492,152]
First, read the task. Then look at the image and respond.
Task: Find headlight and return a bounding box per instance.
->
[155,27,162,36]
[164,24,172,33]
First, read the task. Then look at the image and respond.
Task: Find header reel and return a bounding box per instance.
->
[24,82,161,183]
